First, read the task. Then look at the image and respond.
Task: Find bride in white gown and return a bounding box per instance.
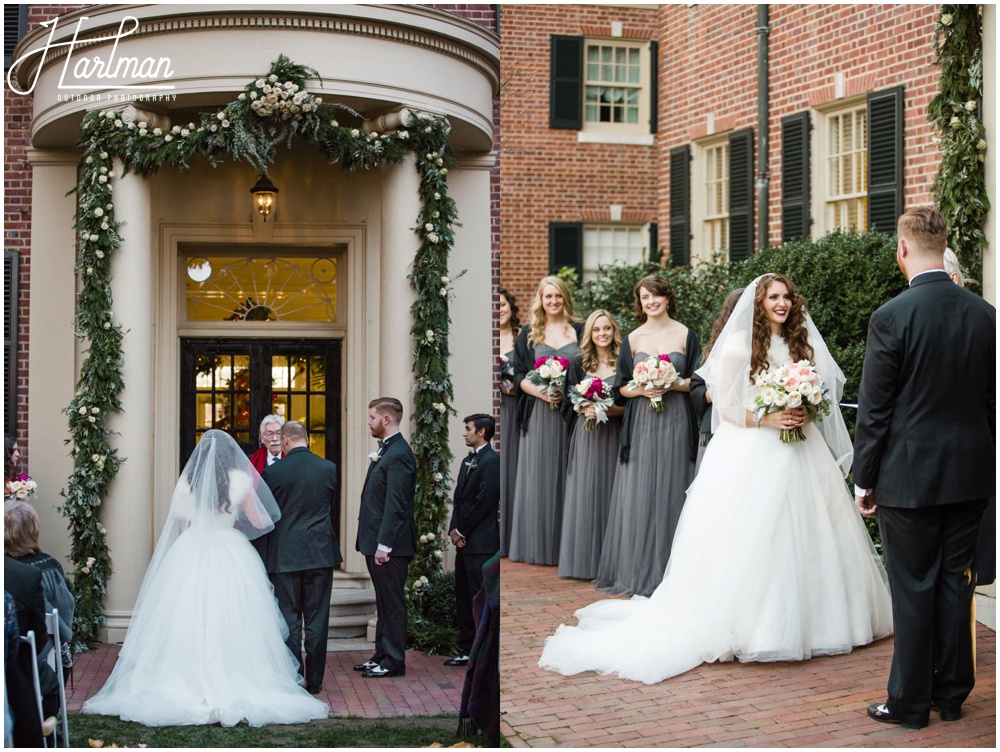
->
[540,274,893,685]
[83,430,329,726]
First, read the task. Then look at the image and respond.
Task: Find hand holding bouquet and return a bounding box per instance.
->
[627,354,679,412]
[499,354,515,393]
[569,376,615,431]
[753,360,832,443]
[526,355,570,409]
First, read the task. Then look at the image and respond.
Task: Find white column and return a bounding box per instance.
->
[442,152,497,573]
[378,154,421,425]
[25,149,80,566]
[101,162,155,642]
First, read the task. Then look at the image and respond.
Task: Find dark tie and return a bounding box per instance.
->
[378,439,386,452]
[466,450,476,462]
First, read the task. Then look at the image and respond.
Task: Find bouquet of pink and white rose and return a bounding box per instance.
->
[569,376,615,431]
[4,473,38,501]
[526,355,570,409]
[753,360,832,443]
[626,354,678,412]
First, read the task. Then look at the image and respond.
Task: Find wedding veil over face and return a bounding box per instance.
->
[695,274,853,477]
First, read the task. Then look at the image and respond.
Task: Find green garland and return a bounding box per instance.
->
[928,4,989,283]
[62,56,458,647]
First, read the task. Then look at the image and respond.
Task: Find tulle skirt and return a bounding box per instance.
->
[540,420,893,684]
[83,526,329,726]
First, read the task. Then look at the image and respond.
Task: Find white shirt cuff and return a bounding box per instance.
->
[854,485,871,498]
[377,544,392,554]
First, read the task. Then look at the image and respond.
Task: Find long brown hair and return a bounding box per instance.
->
[528,276,580,346]
[579,309,621,373]
[632,275,677,324]
[704,287,744,359]
[499,287,521,337]
[750,274,814,379]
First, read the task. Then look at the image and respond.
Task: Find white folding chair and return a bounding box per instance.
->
[18,630,49,748]
[45,609,70,747]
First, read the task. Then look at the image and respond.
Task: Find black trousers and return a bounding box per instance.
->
[270,567,334,690]
[455,551,491,655]
[878,499,987,727]
[365,555,411,672]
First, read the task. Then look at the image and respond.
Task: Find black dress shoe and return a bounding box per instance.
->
[444,655,469,666]
[931,702,962,722]
[353,659,379,672]
[867,703,926,730]
[362,665,404,678]
[306,684,322,695]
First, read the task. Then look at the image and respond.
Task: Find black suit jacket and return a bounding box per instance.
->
[854,271,996,508]
[4,556,47,650]
[449,444,500,556]
[356,433,417,557]
[261,446,343,572]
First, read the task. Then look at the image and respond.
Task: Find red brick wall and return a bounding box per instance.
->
[500,3,943,307]
[499,3,660,308]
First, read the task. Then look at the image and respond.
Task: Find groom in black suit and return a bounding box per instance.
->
[445,413,500,666]
[854,207,995,730]
[355,397,417,678]
[261,420,343,694]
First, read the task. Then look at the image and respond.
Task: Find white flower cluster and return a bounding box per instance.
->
[247,74,323,120]
[80,556,97,574]
[419,531,437,544]
[412,574,431,590]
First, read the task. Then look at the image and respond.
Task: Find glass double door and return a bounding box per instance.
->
[180,338,342,536]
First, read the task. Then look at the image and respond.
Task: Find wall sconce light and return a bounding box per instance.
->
[250,173,279,223]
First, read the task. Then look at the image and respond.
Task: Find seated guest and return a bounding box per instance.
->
[4,500,75,677]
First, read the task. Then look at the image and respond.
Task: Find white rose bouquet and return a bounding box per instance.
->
[5,473,38,501]
[569,376,615,431]
[626,354,679,412]
[753,360,832,443]
[526,355,570,410]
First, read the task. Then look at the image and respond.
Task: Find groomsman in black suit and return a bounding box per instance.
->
[445,413,500,666]
[355,397,417,678]
[261,420,342,694]
[854,207,995,730]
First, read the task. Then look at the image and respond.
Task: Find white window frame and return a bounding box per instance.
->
[582,223,650,282]
[691,134,730,264]
[579,38,651,140]
[812,98,868,237]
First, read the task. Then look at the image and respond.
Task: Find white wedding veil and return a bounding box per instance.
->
[128,430,281,618]
[695,274,854,477]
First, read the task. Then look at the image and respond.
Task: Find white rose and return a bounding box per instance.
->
[965,100,977,112]
[351,129,360,137]
[98,175,107,183]
[164,134,172,142]
[425,223,434,231]
[268,74,278,83]
[435,550,443,559]
[761,387,777,405]
[773,392,788,407]
[798,382,813,396]
[217,111,226,121]
[89,234,98,241]
[79,407,87,415]
[940,13,953,26]
[138,121,147,129]
[436,158,443,166]
[106,203,114,210]
[433,211,440,218]
[398,130,408,139]
[96,251,104,259]
[434,192,441,200]
[104,111,114,119]
[809,391,823,405]
[99,166,108,174]
[420,575,429,584]
[419,534,429,544]
[222,120,230,128]
[255,79,265,87]
[153,128,162,136]
[86,557,96,568]
[210,124,218,132]
[250,91,258,100]
[99,151,108,159]
[86,156,93,164]
[440,276,449,283]
[786,392,803,408]
[427,532,436,540]
[434,472,443,482]
[413,579,423,589]
[88,416,96,423]
[94,207,104,217]
[171,125,181,134]
[103,322,111,329]
[181,129,190,137]
[91,454,101,462]
[440,168,448,175]
[238,93,246,101]
[427,232,439,244]
[139,128,147,136]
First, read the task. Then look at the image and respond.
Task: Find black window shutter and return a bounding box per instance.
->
[649,40,659,134]
[781,112,811,243]
[5,250,19,433]
[550,35,583,130]
[648,222,659,263]
[4,5,28,70]
[867,85,904,234]
[729,128,755,260]
[669,146,691,267]
[549,222,583,281]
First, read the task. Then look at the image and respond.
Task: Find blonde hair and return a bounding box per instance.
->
[579,309,621,373]
[898,206,947,257]
[4,499,40,558]
[528,276,580,346]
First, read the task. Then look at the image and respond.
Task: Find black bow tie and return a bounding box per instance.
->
[466,450,476,461]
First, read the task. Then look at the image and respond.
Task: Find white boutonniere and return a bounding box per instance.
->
[368,451,380,463]
[466,460,478,471]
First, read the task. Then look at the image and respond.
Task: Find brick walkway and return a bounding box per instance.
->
[501,559,997,748]
[68,644,463,718]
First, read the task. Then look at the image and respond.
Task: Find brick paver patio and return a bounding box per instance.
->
[67,645,464,718]
[501,559,996,748]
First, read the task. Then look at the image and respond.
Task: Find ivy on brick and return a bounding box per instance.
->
[63,56,457,648]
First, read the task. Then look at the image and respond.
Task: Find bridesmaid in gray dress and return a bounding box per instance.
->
[558,309,624,580]
[509,276,583,566]
[595,275,701,597]
[498,288,521,557]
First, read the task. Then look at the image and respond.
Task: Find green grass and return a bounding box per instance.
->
[67,712,499,747]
